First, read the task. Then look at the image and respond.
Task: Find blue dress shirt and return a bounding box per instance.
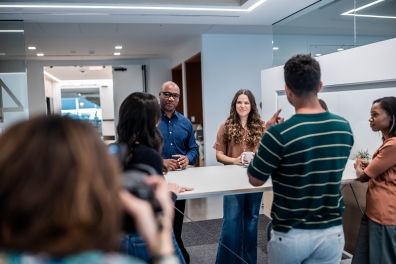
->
[158,110,198,165]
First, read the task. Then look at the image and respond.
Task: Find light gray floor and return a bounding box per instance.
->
[182,196,353,264]
[187,243,268,264]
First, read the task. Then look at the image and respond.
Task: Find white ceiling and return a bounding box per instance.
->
[0,0,317,25]
[0,0,394,61]
[21,23,275,60]
[45,66,113,80]
[0,0,319,60]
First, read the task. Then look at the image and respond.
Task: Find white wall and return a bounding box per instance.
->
[262,38,396,158]
[100,83,115,121]
[170,36,202,68]
[100,82,116,137]
[52,82,61,114]
[147,58,172,98]
[44,77,53,98]
[272,34,389,67]
[202,34,273,166]
[112,65,144,127]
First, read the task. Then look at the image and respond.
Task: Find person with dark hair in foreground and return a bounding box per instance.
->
[247,54,354,263]
[0,116,179,264]
[117,92,192,264]
[353,97,396,264]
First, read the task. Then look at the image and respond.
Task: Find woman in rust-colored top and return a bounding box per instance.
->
[213,89,265,264]
[353,96,396,264]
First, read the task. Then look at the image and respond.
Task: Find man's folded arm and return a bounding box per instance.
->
[247,172,267,186]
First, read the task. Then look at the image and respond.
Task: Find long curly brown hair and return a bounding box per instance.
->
[223,89,265,148]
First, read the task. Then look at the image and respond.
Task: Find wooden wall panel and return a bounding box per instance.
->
[186,62,202,125]
[342,182,367,254]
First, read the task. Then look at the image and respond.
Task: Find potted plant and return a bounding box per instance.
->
[355,149,371,161]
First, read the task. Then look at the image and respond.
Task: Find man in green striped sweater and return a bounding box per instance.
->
[247,54,354,264]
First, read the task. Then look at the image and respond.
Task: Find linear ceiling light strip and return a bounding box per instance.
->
[0,0,267,12]
[341,0,385,16]
[344,14,396,19]
[44,71,61,82]
[0,30,24,32]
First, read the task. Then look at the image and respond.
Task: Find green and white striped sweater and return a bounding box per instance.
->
[248,111,354,232]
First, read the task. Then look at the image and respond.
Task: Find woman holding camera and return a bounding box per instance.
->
[117,92,191,264]
[353,96,396,264]
[214,89,265,264]
[0,116,178,264]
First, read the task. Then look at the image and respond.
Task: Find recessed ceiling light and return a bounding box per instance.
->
[115,46,122,49]
[0,53,5,55]
[0,0,268,12]
[273,47,279,50]
[114,52,120,56]
[28,47,36,50]
[37,53,44,56]
[337,48,344,51]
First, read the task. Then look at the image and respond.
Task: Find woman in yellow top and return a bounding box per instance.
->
[214,89,265,264]
[354,96,396,264]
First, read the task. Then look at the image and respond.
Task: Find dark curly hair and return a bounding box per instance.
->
[117,92,163,163]
[223,89,265,148]
[284,54,321,96]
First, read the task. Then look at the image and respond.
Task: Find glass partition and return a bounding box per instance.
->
[272,0,396,66]
[0,21,28,133]
[61,89,103,135]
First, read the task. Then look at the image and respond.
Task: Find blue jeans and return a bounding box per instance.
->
[268,225,344,264]
[120,231,186,264]
[216,192,262,264]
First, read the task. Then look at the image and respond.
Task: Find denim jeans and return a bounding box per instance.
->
[120,231,186,264]
[268,225,344,264]
[215,192,262,264]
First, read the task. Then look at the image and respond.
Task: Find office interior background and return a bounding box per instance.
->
[1,0,396,262]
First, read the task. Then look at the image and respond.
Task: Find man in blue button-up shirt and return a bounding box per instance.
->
[158,81,198,170]
[158,81,198,264]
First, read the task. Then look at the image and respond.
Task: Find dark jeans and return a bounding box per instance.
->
[173,199,190,264]
[215,192,262,264]
[352,214,396,264]
[120,231,186,264]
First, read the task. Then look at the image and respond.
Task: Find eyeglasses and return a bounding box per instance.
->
[161,92,180,99]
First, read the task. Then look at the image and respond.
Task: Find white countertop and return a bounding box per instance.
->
[165,159,359,200]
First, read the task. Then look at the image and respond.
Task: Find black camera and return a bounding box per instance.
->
[108,143,162,233]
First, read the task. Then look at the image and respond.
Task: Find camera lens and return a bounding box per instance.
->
[108,144,119,155]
